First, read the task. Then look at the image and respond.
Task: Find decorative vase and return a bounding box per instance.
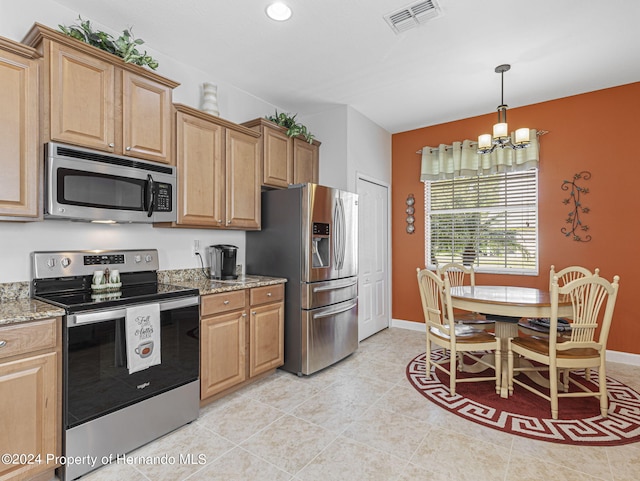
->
[201,82,219,116]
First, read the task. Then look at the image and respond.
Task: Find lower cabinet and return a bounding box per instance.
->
[200,285,284,401]
[0,318,60,481]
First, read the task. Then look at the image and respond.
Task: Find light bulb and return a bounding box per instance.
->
[266,2,292,21]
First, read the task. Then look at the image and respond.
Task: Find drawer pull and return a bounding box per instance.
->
[0,340,6,348]
[267,292,272,297]
[223,300,230,305]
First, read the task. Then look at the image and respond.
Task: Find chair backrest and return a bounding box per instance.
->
[549,272,620,353]
[416,268,455,332]
[436,262,475,287]
[549,265,598,291]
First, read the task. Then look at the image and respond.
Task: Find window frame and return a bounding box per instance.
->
[424,170,539,276]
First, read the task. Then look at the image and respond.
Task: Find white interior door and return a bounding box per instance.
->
[357,176,390,341]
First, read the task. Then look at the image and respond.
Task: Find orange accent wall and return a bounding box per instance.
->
[392,82,640,355]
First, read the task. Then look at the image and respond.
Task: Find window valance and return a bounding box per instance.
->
[420,129,540,181]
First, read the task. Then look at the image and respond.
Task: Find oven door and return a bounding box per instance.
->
[64,296,199,429]
[45,144,176,223]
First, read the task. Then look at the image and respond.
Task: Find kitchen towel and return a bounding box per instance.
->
[126,303,161,374]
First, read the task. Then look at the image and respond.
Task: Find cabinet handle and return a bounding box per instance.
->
[0,340,6,348]
[242,313,247,317]
[218,219,222,223]
[267,292,272,297]
[108,143,115,148]
[223,300,230,305]
[252,311,257,316]
[126,146,132,151]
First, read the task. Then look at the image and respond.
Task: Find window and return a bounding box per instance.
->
[425,170,538,274]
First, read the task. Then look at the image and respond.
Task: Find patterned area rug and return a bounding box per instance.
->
[406,350,640,446]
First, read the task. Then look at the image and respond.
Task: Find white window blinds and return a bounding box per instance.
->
[425,170,538,273]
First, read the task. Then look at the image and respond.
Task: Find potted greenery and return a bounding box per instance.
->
[265,111,315,143]
[58,16,159,70]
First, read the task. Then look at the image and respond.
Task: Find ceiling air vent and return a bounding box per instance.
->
[384,0,442,34]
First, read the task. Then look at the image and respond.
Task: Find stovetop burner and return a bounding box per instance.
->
[31,249,199,313]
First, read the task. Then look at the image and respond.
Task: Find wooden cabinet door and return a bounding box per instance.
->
[49,42,115,152]
[122,70,172,164]
[0,352,58,480]
[263,126,292,188]
[225,129,260,229]
[249,302,284,377]
[0,43,39,219]
[176,111,225,227]
[200,311,247,399]
[293,138,319,185]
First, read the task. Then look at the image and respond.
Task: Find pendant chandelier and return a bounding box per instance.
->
[477,64,530,155]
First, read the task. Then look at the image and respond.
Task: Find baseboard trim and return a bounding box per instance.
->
[390,318,640,366]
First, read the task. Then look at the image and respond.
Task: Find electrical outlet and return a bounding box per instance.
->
[192,240,200,257]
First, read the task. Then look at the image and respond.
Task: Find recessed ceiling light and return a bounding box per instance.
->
[266,2,292,21]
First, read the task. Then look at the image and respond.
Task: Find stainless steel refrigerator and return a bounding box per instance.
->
[246,183,358,375]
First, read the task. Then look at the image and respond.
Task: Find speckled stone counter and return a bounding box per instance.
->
[166,274,287,296]
[0,281,64,326]
[0,298,65,326]
[0,270,285,326]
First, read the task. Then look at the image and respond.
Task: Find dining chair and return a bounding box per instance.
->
[436,262,492,327]
[549,265,597,291]
[549,265,599,384]
[416,268,501,396]
[508,272,620,419]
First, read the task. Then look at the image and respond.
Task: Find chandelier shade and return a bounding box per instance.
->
[478,64,530,155]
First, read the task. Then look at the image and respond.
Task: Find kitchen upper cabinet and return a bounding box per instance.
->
[225,128,261,229]
[175,108,224,227]
[23,23,178,164]
[0,36,40,221]
[166,104,260,230]
[243,118,320,188]
[293,137,320,185]
[0,318,61,481]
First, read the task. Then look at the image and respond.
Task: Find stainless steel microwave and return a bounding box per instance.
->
[44,142,177,223]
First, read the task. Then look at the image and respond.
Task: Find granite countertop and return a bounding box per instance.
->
[0,298,65,326]
[0,272,286,326]
[170,274,287,296]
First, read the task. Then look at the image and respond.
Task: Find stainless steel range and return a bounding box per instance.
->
[31,249,200,481]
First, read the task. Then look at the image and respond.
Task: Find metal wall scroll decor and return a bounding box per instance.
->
[405,194,415,234]
[561,171,591,242]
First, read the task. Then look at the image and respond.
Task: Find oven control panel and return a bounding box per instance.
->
[32,249,159,279]
[84,254,125,266]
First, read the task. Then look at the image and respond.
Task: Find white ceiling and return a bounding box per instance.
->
[50,0,640,133]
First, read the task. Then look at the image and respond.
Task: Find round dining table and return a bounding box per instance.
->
[448,285,573,398]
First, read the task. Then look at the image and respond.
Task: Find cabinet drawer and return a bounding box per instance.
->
[250,284,284,306]
[202,290,246,316]
[0,318,58,360]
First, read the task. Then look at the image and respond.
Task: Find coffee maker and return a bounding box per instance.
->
[208,244,238,280]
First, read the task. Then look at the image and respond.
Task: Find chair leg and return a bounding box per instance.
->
[426,337,432,375]
[494,341,502,396]
[599,361,608,418]
[507,339,514,395]
[550,365,559,420]
[562,369,570,392]
[450,349,457,396]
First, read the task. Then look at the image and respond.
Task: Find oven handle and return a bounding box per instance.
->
[67,296,200,327]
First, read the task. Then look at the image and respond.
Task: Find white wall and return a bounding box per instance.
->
[0,0,392,283]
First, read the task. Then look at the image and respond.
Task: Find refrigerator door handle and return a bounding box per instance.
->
[333,200,340,268]
[339,197,346,269]
[312,300,358,320]
[313,279,358,292]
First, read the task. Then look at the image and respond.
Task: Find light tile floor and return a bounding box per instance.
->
[81,327,640,481]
